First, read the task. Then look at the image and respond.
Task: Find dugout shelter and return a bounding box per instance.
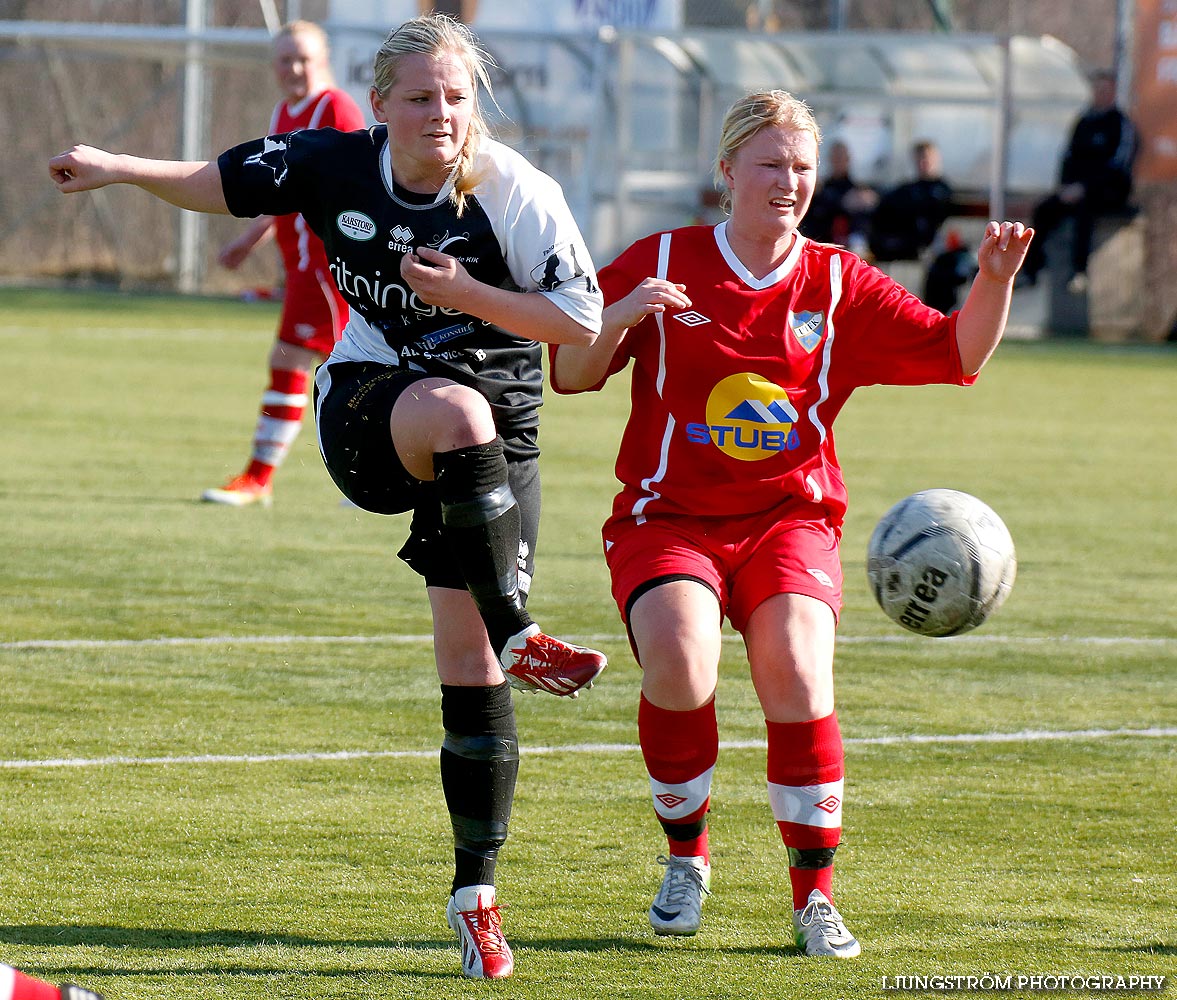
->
[326,23,1090,260]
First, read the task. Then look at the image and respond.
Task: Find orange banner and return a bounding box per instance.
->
[1134,0,1177,182]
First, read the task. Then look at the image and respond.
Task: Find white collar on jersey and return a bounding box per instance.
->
[285,88,327,119]
[713,220,806,290]
[379,139,459,210]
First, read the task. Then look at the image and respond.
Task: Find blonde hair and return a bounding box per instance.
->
[372,14,496,216]
[712,90,821,215]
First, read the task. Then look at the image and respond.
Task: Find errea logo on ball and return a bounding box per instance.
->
[337,211,376,241]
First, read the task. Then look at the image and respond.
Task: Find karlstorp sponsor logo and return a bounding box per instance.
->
[337,211,376,241]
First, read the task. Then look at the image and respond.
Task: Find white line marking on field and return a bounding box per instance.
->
[1,728,1172,771]
[3,633,1176,651]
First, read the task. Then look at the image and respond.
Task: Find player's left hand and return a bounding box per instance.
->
[977,221,1033,284]
[400,245,470,309]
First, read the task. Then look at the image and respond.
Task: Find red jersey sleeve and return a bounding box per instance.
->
[548,233,665,393]
[832,253,975,388]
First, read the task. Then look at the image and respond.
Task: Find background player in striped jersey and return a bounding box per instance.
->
[552,89,1032,958]
[203,20,365,507]
[49,13,608,980]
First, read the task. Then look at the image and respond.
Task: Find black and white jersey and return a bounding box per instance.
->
[218,126,602,454]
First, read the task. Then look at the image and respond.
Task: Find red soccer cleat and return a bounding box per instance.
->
[201,473,273,508]
[499,625,607,697]
[445,885,514,979]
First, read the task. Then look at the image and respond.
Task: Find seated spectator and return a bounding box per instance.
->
[868,140,953,263]
[1020,68,1138,294]
[802,139,878,254]
[922,228,976,314]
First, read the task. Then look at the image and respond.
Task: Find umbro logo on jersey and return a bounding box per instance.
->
[673,310,711,327]
[655,792,688,809]
[815,795,841,814]
[337,211,376,241]
[807,568,834,588]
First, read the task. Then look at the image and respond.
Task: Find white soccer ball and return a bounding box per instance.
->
[865,488,1017,637]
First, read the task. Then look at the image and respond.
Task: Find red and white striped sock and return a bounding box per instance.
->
[246,367,309,486]
[639,694,718,861]
[766,712,845,908]
[0,965,60,1000]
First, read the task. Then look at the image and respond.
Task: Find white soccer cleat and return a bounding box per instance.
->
[499,624,607,698]
[648,854,711,936]
[445,884,514,979]
[793,888,861,958]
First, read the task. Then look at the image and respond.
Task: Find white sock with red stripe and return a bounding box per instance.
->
[0,965,61,1000]
[245,367,309,486]
[639,694,718,861]
[766,712,844,908]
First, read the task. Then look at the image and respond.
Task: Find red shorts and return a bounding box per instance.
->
[603,500,843,634]
[277,266,347,355]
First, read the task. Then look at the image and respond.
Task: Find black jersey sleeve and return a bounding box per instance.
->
[217,128,340,221]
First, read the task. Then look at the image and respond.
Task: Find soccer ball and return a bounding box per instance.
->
[865,489,1017,637]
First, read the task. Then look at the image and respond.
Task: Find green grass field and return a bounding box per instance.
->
[0,287,1173,1000]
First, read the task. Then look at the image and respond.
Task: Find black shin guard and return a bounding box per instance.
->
[788,846,838,869]
[434,441,533,654]
[440,683,520,892]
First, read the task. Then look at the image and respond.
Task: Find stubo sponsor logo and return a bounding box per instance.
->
[686,372,801,461]
[337,211,376,241]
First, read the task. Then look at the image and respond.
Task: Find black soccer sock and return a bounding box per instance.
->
[434,440,534,656]
[440,682,519,893]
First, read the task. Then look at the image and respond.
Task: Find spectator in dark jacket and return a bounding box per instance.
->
[1021,69,1138,293]
[802,139,878,254]
[868,140,953,263]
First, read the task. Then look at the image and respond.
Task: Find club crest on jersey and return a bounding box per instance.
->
[243,135,290,187]
[337,211,376,241]
[686,372,801,461]
[788,310,825,353]
[532,240,589,291]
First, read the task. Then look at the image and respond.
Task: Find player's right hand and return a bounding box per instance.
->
[609,277,692,331]
[48,144,117,193]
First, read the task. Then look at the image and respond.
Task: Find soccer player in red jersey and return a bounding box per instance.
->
[551,90,1032,957]
[203,20,366,507]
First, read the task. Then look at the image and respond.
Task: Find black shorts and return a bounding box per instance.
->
[314,360,540,594]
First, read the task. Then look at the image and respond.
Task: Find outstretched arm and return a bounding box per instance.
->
[49,144,229,215]
[955,221,1034,375]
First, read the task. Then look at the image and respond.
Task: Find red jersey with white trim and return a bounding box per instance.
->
[568,223,975,531]
[268,88,365,276]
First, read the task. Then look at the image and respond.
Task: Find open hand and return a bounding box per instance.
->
[977,221,1034,284]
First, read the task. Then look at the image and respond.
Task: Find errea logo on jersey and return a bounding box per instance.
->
[337,211,376,241]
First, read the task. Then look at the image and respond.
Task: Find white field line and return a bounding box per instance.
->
[1,728,1173,771]
[3,633,1176,651]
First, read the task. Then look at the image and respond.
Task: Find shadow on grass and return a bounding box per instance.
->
[0,923,793,960]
